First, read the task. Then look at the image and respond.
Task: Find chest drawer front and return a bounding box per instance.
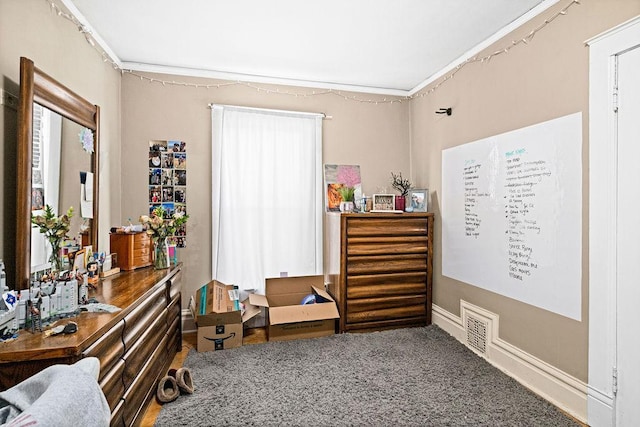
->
[347,217,428,236]
[133,233,151,249]
[123,285,167,351]
[122,334,170,426]
[133,246,151,259]
[346,303,427,324]
[82,321,125,382]
[110,399,125,427]
[100,359,126,411]
[168,270,182,301]
[347,294,426,313]
[122,312,167,388]
[347,254,427,275]
[346,272,427,299]
[166,313,181,355]
[167,297,181,324]
[346,236,428,256]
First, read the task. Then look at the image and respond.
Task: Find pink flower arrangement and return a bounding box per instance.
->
[336,165,360,202]
[337,165,361,188]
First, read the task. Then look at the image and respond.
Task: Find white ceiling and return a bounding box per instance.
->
[65,0,553,95]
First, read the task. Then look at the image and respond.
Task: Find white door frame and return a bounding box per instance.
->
[587,15,640,427]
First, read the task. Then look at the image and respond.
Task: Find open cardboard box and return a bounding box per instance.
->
[249,275,340,342]
[190,280,260,352]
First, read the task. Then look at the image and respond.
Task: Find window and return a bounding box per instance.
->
[211,105,323,292]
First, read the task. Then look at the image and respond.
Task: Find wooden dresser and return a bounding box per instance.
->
[326,213,434,333]
[0,265,182,427]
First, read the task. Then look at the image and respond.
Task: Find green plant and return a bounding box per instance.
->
[31,205,73,271]
[390,172,412,196]
[337,185,355,202]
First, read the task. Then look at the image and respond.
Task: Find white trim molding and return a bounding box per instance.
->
[586,14,640,427]
[182,308,197,334]
[408,0,560,96]
[432,302,587,423]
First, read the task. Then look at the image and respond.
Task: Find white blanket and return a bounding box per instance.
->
[0,357,110,427]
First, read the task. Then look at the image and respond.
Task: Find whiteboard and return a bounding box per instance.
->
[442,112,582,320]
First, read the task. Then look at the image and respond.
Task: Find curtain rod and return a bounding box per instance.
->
[208,103,332,120]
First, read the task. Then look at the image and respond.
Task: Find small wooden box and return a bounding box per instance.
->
[109,232,152,270]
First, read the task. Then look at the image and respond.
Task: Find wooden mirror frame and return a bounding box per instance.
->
[15,57,100,290]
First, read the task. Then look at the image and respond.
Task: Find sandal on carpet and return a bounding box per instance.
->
[156,375,180,403]
[168,367,194,394]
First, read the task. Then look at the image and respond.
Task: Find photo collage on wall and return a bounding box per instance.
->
[148,140,187,248]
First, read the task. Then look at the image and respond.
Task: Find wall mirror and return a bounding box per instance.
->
[16,57,100,290]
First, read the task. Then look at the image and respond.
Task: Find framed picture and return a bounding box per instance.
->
[408,188,429,212]
[73,249,86,272]
[372,194,396,211]
[323,164,362,212]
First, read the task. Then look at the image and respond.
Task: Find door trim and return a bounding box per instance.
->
[587,15,640,427]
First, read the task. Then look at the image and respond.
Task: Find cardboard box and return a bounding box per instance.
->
[190,280,259,352]
[249,275,339,342]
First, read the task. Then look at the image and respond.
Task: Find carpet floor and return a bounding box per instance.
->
[155,325,580,426]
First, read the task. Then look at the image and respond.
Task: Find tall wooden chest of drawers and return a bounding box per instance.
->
[326,212,434,333]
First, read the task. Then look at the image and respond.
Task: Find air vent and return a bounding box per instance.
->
[466,314,487,354]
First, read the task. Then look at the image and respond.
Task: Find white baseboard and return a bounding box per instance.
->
[182,308,196,333]
[432,302,587,423]
[587,385,614,427]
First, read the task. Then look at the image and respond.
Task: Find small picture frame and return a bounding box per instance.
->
[372,194,396,211]
[73,249,86,272]
[408,188,429,212]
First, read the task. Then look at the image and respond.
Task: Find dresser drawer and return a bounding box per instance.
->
[346,236,428,256]
[132,246,151,258]
[168,270,182,301]
[346,272,427,299]
[122,313,167,388]
[82,321,125,382]
[110,399,125,427]
[346,217,429,237]
[347,254,427,275]
[122,334,169,426]
[167,297,181,326]
[166,314,181,355]
[122,285,167,351]
[346,303,427,324]
[132,233,151,250]
[100,359,125,411]
[347,294,427,313]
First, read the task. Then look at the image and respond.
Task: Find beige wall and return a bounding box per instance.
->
[0,0,121,282]
[410,0,640,381]
[121,74,410,311]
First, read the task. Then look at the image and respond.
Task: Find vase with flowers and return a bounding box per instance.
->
[31,205,74,272]
[390,172,412,211]
[337,186,355,212]
[140,206,189,269]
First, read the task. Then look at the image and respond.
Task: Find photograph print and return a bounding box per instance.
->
[408,188,428,212]
[173,152,186,169]
[149,168,161,185]
[149,140,168,152]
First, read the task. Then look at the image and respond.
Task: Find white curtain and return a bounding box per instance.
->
[211,105,323,293]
